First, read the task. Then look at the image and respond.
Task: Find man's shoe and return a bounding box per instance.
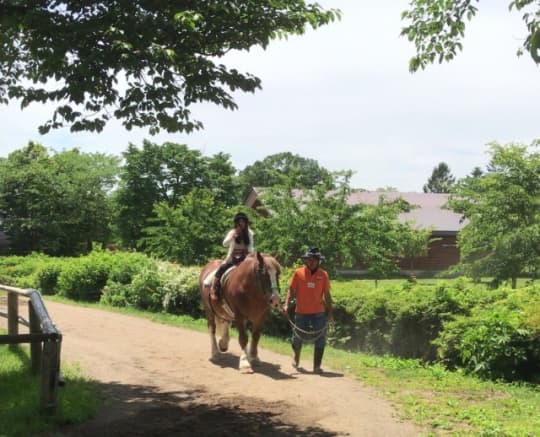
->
[292,345,301,368]
[313,347,324,374]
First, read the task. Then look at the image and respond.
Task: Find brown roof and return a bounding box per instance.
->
[346,192,466,233]
[245,188,466,234]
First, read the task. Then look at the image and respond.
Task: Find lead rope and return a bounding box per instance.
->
[285,313,334,343]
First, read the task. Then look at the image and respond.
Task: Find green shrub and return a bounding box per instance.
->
[331,288,394,354]
[125,266,161,310]
[36,264,63,295]
[389,282,467,361]
[158,263,202,318]
[0,253,50,288]
[436,286,540,381]
[57,258,109,301]
[100,281,131,307]
[108,252,154,284]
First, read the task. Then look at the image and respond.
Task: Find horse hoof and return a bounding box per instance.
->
[239,358,251,370]
[218,344,228,353]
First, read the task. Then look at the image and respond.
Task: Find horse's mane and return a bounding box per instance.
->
[246,252,281,273]
[264,254,281,272]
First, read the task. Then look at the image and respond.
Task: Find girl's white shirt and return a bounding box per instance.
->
[223,228,254,262]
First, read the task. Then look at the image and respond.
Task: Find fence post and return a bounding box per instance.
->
[40,339,60,412]
[29,304,42,374]
[7,292,18,351]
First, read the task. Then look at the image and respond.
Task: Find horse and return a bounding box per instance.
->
[199,251,281,370]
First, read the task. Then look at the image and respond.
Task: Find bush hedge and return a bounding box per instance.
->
[1,252,539,382]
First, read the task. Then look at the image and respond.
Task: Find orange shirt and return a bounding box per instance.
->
[289,266,330,314]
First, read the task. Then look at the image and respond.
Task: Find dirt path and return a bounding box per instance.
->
[39,301,422,436]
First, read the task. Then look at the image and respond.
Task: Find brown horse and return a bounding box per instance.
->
[199,252,281,369]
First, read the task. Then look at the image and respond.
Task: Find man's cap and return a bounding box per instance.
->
[301,247,325,260]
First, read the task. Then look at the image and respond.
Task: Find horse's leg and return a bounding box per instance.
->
[249,316,264,365]
[236,317,251,369]
[202,292,219,360]
[216,318,230,352]
[207,314,219,360]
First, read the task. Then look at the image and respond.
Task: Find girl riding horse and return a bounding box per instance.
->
[211,212,254,301]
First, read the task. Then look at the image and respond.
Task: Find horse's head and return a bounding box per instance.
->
[255,252,281,310]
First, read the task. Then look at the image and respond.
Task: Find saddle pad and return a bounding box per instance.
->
[203,265,237,287]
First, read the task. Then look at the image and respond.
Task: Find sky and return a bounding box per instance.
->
[1,1,539,192]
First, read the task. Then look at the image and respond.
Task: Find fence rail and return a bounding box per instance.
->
[0,284,63,413]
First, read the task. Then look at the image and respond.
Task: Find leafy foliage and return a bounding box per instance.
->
[114,141,239,249]
[254,172,430,276]
[401,0,540,71]
[140,189,228,264]
[0,142,119,256]
[2,252,540,382]
[238,152,333,198]
[57,253,111,301]
[0,1,340,133]
[436,286,540,381]
[448,141,540,287]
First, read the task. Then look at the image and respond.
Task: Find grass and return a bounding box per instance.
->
[0,338,100,437]
[44,295,540,437]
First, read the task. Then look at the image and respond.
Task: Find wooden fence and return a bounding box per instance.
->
[0,285,63,413]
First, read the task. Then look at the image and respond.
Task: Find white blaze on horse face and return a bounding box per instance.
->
[267,266,281,309]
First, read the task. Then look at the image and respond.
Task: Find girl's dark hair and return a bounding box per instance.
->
[235,226,250,245]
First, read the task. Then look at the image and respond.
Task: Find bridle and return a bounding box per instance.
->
[255,261,281,304]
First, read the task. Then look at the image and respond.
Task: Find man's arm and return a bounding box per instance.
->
[323,289,333,321]
[283,287,295,314]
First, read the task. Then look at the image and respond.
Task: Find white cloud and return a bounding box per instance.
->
[1,1,539,191]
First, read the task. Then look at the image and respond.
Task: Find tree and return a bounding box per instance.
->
[448,141,540,288]
[423,162,455,193]
[238,152,332,198]
[254,172,428,280]
[0,2,340,134]
[0,143,119,255]
[140,189,227,265]
[114,140,239,248]
[469,166,483,179]
[401,1,540,73]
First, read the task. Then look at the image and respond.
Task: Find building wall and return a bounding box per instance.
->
[399,235,459,271]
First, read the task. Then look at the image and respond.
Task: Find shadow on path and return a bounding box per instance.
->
[54,380,339,437]
[212,352,295,380]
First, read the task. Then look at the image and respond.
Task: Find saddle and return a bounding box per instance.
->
[203,264,237,288]
[204,266,236,319]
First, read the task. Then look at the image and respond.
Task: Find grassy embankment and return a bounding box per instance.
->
[0,332,100,436]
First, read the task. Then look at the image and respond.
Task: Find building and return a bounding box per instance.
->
[346,191,465,273]
[245,188,466,274]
